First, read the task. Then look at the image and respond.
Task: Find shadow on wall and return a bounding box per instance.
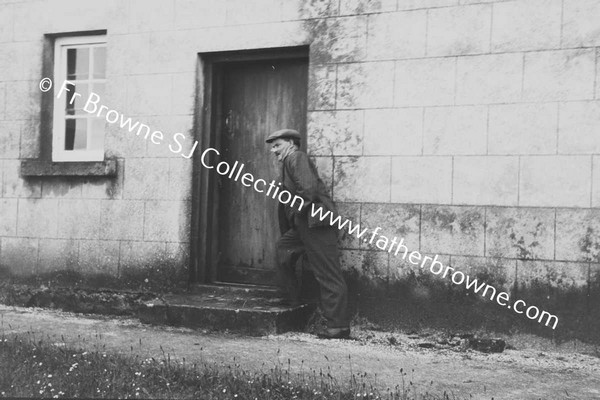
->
[345,255,600,346]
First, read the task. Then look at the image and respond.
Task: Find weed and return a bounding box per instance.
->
[0,331,459,400]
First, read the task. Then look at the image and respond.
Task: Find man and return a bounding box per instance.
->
[266,128,350,339]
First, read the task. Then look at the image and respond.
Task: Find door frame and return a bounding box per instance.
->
[190,46,310,284]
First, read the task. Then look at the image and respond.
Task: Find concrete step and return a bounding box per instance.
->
[138,284,316,335]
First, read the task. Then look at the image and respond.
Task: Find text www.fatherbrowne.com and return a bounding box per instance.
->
[310,204,559,330]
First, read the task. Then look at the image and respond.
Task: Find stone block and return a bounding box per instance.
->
[2,160,41,198]
[366,10,426,60]
[165,242,190,267]
[104,122,149,159]
[143,200,190,242]
[173,0,227,29]
[20,118,40,159]
[340,0,397,14]
[308,65,336,111]
[360,203,420,252]
[123,158,170,200]
[488,103,558,155]
[0,82,5,120]
[168,158,192,201]
[555,208,600,262]
[107,33,152,78]
[423,106,487,155]
[147,31,197,75]
[421,205,485,256]
[519,156,591,207]
[486,207,555,260]
[594,156,600,208]
[336,61,395,109]
[44,0,128,36]
[363,108,422,156]
[333,157,391,202]
[390,253,451,282]
[80,161,125,200]
[0,4,12,42]
[57,199,102,240]
[453,156,519,206]
[336,202,361,249]
[99,200,145,241]
[17,199,59,238]
[171,73,195,116]
[145,116,194,158]
[558,101,600,154]
[41,180,83,199]
[0,121,20,159]
[311,156,333,197]
[78,240,120,276]
[128,0,174,33]
[523,49,595,101]
[0,199,17,236]
[394,57,456,106]
[340,249,389,279]
[0,43,40,82]
[562,0,600,47]
[449,256,517,292]
[191,22,308,54]
[307,111,363,156]
[37,239,79,273]
[517,260,589,292]
[5,80,40,120]
[226,0,282,25]
[309,16,367,63]
[427,4,492,56]
[127,74,172,116]
[390,156,453,204]
[491,0,561,52]
[398,0,457,10]
[456,53,523,104]
[119,240,166,271]
[0,237,38,276]
[290,0,339,19]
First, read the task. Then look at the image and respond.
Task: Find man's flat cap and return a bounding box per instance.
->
[265,128,301,143]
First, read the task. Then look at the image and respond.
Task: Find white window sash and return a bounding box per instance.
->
[52,35,106,162]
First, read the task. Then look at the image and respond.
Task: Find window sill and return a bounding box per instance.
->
[20,159,118,177]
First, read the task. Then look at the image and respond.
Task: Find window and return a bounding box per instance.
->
[52,35,106,162]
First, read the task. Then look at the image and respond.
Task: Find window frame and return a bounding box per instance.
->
[52,34,107,162]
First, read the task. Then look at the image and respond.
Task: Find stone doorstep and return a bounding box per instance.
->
[138,284,316,336]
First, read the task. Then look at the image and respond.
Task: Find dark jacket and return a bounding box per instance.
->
[278,150,337,233]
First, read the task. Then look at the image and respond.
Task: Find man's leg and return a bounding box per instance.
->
[294,216,349,329]
[276,228,304,304]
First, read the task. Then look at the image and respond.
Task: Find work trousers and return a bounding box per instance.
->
[276,214,349,329]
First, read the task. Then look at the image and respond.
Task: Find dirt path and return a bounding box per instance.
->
[1,305,599,400]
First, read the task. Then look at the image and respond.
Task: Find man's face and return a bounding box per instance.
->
[270,138,293,161]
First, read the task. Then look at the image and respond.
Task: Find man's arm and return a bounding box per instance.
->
[286,152,320,211]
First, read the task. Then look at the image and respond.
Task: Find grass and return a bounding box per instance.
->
[0,331,459,400]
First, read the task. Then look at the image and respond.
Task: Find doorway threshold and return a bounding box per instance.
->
[138,283,315,336]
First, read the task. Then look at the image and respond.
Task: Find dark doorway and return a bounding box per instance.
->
[193,48,309,286]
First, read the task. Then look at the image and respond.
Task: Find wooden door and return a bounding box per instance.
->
[216,58,308,285]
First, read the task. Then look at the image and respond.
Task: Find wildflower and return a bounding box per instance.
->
[222,389,227,393]
[48,374,53,378]
[37,381,41,385]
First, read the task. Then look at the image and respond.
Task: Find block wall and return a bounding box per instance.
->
[0,0,599,337]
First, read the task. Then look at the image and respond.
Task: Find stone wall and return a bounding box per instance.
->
[0,0,599,338]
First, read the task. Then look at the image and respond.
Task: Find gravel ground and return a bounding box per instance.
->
[1,305,599,400]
